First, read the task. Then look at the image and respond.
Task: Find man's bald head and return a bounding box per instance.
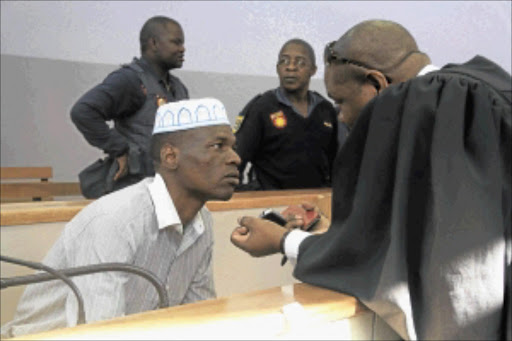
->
[331,19,430,83]
[324,20,432,129]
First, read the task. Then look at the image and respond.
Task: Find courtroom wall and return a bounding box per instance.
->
[1,1,510,180]
[0,54,327,181]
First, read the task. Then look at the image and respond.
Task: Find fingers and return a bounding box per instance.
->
[114,167,128,181]
[301,201,328,219]
[230,219,251,250]
[113,168,123,181]
[284,216,304,230]
[114,154,129,181]
[231,215,286,257]
[230,226,249,247]
[300,202,316,211]
[233,225,249,235]
[309,216,330,234]
[237,216,257,228]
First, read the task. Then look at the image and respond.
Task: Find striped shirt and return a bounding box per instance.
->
[1,174,216,338]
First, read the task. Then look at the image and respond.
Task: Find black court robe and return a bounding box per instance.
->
[294,56,511,340]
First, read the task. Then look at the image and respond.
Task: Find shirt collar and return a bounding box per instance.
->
[274,87,320,117]
[137,57,171,84]
[146,173,204,236]
[417,64,440,76]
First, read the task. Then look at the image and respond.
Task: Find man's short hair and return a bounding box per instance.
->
[139,16,180,53]
[149,132,184,165]
[279,38,316,67]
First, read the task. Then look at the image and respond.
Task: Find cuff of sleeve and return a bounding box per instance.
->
[111,148,129,158]
[284,229,311,262]
[106,129,130,157]
[108,142,129,158]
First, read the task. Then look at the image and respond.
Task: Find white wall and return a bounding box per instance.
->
[1,1,511,76]
[1,1,511,180]
[0,55,327,180]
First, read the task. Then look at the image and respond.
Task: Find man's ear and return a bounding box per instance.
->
[149,36,159,52]
[366,70,389,93]
[160,143,179,170]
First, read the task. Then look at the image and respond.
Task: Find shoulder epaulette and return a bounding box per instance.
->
[122,60,144,74]
[239,93,263,117]
[233,94,262,133]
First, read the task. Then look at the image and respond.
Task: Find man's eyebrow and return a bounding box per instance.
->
[213,134,235,143]
[280,53,307,59]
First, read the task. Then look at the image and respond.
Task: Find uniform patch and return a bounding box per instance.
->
[323,121,333,128]
[156,95,167,107]
[233,115,245,133]
[270,111,287,129]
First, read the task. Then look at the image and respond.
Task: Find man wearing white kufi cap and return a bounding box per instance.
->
[1,98,241,338]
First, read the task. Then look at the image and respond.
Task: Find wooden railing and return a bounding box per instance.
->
[0,189,334,330]
[0,167,53,180]
[0,188,332,226]
[9,283,370,340]
[0,167,82,203]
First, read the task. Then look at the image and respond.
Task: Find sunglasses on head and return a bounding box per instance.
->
[323,41,393,83]
[324,42,373,68]
[323,41,422,84]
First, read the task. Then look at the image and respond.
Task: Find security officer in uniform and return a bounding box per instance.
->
[234,38,338,190]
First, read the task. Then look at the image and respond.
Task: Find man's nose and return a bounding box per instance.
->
[228,148,241,166]
[286,62,299,70]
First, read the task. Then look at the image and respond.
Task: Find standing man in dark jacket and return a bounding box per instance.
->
[234,39,338,190]
[71,16,189,198]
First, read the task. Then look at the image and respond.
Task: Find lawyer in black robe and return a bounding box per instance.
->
[294,56,511,340]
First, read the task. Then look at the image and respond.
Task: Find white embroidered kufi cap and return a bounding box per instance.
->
[152,98,230,135]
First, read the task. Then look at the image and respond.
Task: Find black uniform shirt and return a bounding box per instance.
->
[235,88,338,190]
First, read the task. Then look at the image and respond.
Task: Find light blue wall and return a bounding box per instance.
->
[1,1,511,180]
[1,1,511,75]
[0,55,327,180]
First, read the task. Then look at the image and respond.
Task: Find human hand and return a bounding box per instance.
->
[230,216,287,257]
[113,154,129,181]
[283,202,330,234]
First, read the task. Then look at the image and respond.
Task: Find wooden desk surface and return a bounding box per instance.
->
[11,283,365,340]
[1,188,331,226]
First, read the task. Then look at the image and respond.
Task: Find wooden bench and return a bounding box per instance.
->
[0,167,82,202]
